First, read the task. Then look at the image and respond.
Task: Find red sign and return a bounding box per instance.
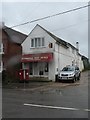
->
[21,53,53,62]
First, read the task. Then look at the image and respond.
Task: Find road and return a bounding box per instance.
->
[2,71,89,118]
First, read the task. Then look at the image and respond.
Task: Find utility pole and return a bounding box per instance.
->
[76,42,79,67]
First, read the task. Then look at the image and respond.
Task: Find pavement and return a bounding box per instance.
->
[2,73,83,90]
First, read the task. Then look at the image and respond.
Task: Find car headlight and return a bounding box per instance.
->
[69,73,74,76]
[58,73,61,76]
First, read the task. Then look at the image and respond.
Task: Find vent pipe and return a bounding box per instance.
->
[76,42,79,52]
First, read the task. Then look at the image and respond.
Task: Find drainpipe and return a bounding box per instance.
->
[76,42,79,67]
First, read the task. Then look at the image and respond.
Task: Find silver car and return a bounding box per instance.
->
[58,65,81,83]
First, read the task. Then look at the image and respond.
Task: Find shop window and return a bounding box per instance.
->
[45,63,48,72]
[0,61,3,72]
[0,43,4,53]
[39,71,43,75]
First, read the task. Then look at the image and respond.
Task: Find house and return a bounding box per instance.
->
[0,23,27,79]
[21,24,84,81]
[82,56,90,70]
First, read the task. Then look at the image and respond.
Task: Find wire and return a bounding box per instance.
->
[51,19,90,33]
[5,4,89,29]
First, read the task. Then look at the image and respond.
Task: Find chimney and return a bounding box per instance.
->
[76,42,79,52]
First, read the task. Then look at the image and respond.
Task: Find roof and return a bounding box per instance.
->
[37,24,69,48]
[2,26,27,44]
[36,24,79,50]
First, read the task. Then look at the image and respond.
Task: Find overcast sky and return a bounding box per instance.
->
[1,1,89,57]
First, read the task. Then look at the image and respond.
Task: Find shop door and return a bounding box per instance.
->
[39,63,44,76]
[29,63,33,75]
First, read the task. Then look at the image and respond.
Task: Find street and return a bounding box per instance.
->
[2,71,89,118]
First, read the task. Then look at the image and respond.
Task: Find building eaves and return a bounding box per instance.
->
[68,43,78,51]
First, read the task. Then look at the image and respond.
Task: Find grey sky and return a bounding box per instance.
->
[2,1,89,57]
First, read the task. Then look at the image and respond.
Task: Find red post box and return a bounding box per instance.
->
[19,69,29,81]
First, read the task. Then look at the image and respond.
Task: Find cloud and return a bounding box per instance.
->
[2,2,88,57]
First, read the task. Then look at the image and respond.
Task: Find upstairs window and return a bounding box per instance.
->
[38,38,41,47]
[31,37,45,48]
[42,38,45,46]
[31,39,34,47]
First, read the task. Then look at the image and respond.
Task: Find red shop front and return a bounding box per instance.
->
[21,53,53,78]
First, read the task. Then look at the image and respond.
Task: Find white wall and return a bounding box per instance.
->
[22,25,56,81]
[22,25,55,54]
[49,60,55,81]
[54,43,84,72]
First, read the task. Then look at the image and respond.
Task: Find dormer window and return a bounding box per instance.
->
[31,37,45,48]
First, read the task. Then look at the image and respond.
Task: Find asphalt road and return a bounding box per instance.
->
[2,71,89,118]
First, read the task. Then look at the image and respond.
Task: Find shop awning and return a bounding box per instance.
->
[21,53,53,62]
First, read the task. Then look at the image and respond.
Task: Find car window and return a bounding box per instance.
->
[75,67,79,70]
[62,67,74,71]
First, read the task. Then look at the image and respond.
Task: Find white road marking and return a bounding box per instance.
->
[24,103,90,112]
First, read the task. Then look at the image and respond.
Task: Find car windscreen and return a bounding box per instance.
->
[62,67,75,71]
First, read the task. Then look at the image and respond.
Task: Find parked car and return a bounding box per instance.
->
[58,65,81,83]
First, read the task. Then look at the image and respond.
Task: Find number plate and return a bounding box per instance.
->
[62,77,67,79]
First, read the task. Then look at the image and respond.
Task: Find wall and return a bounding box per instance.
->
[2,29,22,79]
[54,42,84,72]
[22,25,55,54]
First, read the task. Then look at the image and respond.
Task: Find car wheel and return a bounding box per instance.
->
[77,74,80,80]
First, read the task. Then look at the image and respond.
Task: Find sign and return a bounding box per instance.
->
[21,53,53,62]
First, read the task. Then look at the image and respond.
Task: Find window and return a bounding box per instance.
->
[31,37,45,48]
[0,61,3,72]
[45,63,48,72]
[29,63,33,75]
[31,39,34,47]
[42,38,44,46]
[38,38,41,47]
[0,43,4,53]
[75,67,79,71]
[35,38,38,47]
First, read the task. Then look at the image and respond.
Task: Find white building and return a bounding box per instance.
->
[21,24,84,81]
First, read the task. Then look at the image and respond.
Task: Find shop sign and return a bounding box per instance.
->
[21,53,53,62]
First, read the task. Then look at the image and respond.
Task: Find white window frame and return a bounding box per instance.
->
[0,61,3,73]
[42,37,45,47]
[31,37,45,48]
[0,43,4,54]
